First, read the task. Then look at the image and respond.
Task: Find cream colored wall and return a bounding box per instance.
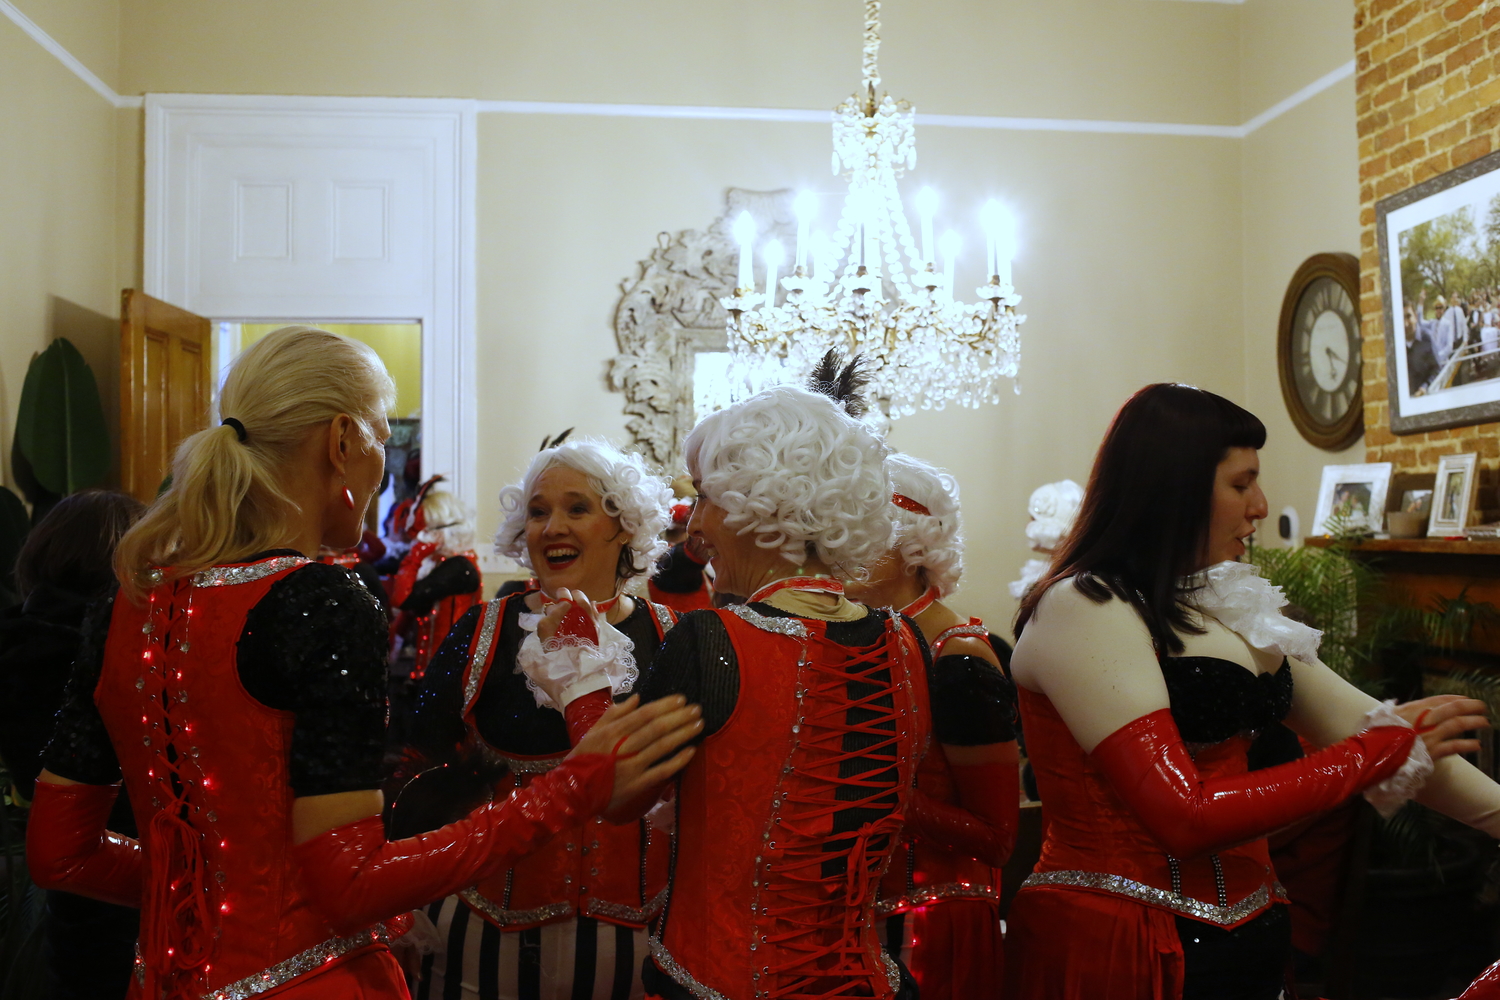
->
[1239,1,1363,543]
[0,4,122,495]
[3,0,1366,633]
[479,115,1243,628]
[113,0,1239,124]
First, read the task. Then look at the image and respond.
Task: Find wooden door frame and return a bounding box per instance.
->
[142,93,478,519]
[120,289,213,502]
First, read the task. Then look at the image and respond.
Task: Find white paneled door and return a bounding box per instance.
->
[144,94,477,512]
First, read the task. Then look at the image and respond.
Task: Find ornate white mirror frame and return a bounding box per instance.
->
[610,188,796,472]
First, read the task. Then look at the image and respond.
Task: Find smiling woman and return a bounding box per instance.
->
[401,438,684,1000]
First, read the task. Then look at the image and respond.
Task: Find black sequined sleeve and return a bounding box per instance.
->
[237,564,389,797]
[39,593,122,785]
[400,556,482,617]
[637,609,738,739]
[929,653,1018,746]
[408,604,485,760]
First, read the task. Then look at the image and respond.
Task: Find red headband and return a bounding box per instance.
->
[892,493,932,517]
[670,502,693,526]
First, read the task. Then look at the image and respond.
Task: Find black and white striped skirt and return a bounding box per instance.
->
[413,894,649,1000]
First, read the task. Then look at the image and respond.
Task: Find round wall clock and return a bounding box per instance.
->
[1277,252,1363,450]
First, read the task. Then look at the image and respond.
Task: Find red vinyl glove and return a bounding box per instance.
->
[27,781,142,907]
[294,753,613,934]
[564,690,614,746]
[905,760,1019,868]
[1092,708,1415,859]
[1460,958,1500,999]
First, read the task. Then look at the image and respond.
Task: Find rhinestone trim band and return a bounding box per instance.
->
[650,600,677,636]
[874,880,1000,918]
[192,556,309,588]
[464,598,507,713]
[494,752,564,775]
[882,952,902,994]
[202,924,391,999]
[584,887,668,925]
[460,890,574,928]
[649,936,732,1000]
[728,604,808,638]
[1019,870,1286,926]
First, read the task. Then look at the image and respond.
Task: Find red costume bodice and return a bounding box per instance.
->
[454,594,674,929]
[95,557,395,1000]
[877,618,998,918]
[1016,687,1285,927]
[649,605,930,1000]
[412,552,483,680]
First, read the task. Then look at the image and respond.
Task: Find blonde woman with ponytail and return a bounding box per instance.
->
[26,327,702,1000]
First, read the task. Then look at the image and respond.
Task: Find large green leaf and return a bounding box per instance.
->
[14,338,110,495]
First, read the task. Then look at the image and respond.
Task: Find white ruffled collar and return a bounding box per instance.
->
[1178,561,1323,664]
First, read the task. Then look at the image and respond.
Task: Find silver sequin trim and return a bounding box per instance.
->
[728,604,808,638]
[874,881,1000,918]
[192,556,309,588]
[491,750,565,775]
[882,951,902,994]
[463,598,507,713]
[584,886,668,924]
[460,890,574,928]
[1019,870,1287,926]
[202,924,390,999]
[649,601,677,636]
[649,937,731,1000]
[649,935,900,999]
[931,623,988,654]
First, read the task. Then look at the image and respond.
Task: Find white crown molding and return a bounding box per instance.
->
[3,0,1353,135]
[0,0,140,108]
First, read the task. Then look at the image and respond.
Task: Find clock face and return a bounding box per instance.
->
[1291,276,1361,429]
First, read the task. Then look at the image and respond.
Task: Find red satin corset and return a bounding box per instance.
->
[1017,687,1284,928]
[94,557,342,999]
[455,595,671,930]
[878,617,999,918]
[877,743,997,917]
[655,606,930,1000]
[412,552,483,681]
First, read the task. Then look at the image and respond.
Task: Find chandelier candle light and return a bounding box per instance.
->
[722,0,1025,418]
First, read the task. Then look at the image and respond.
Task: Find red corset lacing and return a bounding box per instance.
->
[140,582,215,1000]
[760,628,911,1000]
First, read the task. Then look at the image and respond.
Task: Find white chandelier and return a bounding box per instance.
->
[722,0,1024,418]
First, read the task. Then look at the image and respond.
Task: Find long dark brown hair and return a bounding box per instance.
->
[16,490,146,601]
[1015,383,1266,655]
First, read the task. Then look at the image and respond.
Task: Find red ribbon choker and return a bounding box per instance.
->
[749,576,846,604]
[891,493,932,516]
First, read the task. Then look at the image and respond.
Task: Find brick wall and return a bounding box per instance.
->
[1356,0,1500,475]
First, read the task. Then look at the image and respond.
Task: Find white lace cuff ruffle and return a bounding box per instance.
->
[1361,700,1434,819]
[1181,561,1323,664]
[516,612,638,712]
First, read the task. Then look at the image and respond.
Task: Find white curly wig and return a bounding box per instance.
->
[888,453,964,598]
[496,438,673,586]
[415,489,476,558]
[684,385,894,579]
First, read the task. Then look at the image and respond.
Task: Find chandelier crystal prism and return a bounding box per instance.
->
[722,0,1024,418]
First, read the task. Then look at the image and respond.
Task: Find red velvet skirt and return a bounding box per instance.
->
[901,899,1003,1000]
[1004,887,1184,1000]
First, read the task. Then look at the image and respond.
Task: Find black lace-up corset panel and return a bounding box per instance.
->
[1159,656,1294,746]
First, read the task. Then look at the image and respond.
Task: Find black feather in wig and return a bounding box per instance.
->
[806,350,871,418]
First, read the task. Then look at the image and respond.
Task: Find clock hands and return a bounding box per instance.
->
[1324,345,1345,383]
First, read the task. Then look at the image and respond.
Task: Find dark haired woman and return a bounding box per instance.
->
[1007,383,1500,999]
[0,489,144,999]
[404,437,681,1000]
[25,327,700,1000]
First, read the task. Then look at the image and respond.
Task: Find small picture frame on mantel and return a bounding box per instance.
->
[1313,462,1393,536]
[1429,452,1479,537]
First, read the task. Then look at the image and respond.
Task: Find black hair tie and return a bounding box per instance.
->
[221,417,248,443]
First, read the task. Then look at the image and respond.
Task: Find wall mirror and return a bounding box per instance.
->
[611,188,795,472]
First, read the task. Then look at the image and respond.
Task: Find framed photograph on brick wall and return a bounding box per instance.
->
[1378,147,1500,433]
